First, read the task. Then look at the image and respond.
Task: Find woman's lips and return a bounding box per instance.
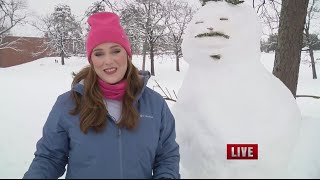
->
[103,67,117,75]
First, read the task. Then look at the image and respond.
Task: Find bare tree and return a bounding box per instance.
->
[254,0,281,37]
[0,0,27,50]
[304,0,319,79]
[272,0,309,98]
[136,0,171,76]
[166,0,195,72]
[114,0,171,76]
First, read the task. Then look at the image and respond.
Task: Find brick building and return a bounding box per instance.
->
[0,36,52,68]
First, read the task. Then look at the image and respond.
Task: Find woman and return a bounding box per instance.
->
[23,12,180,179]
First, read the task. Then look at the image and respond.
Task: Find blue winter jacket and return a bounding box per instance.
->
[23,71,180,179]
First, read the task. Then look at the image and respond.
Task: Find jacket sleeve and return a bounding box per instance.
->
[153,100,180,179]
[23,96,69,179]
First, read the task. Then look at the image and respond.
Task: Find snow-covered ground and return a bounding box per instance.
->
[261,52,320,178]
[0,51,319,178]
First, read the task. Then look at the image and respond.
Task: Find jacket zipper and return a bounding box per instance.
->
[108,113,123,179]
[118,128,123,179]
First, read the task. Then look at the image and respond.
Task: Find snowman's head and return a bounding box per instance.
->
[181,1,262,65]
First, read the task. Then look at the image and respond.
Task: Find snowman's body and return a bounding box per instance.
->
[173,1,301,178]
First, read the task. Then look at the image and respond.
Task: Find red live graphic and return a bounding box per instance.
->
[227,144,258,160]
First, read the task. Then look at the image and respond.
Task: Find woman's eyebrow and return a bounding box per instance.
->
[110,45,121,49]
[93,45,120,52]
[93,48,103,52]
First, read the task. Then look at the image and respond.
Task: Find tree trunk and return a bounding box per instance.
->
[272,0,309,98]
[175,50,180,72]
[61,50,65,65]
[309,48,317,79]
[73,41,76,55]
[150,43,155,76]
[142,39,147,71]
[305,23,318,80]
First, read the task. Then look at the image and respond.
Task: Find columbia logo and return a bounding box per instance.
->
[140,115,154,119]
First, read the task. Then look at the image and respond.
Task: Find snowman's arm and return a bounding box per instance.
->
[152,101,180,179]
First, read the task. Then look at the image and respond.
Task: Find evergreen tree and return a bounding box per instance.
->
[45,4,83,65]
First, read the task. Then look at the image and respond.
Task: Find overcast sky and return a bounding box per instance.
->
[12,0,202,36]
[25,0,202,17]
[11,0,275,37]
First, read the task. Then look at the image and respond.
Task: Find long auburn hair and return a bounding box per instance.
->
[70,58,143,134]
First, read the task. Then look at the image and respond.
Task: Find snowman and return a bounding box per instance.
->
[173,0,301,178]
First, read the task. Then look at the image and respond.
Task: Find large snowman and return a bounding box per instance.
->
[173,0,301,178]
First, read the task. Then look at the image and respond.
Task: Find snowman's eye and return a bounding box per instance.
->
[195,21,204,24]
[220,17,228,21]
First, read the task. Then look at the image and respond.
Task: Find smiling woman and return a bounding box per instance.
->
[91,43,129,85]
[22,11,180,179]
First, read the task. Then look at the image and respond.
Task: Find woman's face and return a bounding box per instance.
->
[91,42,128,84]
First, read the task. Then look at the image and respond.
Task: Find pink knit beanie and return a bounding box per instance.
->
[86,12,132,61]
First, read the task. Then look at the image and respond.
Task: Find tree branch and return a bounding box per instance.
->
[296,95,320,99]
[154,79,177,102]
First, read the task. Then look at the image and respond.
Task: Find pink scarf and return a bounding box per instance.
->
[97,78,126,101]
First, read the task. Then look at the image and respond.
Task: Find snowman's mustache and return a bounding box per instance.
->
[210,54,221,60]
[195,32,230,39]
